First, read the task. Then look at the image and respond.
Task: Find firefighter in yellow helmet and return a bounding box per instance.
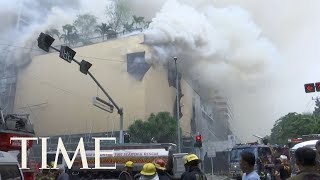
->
[119,161,134,180]
[181,154,207,180]
[139,163,159,180]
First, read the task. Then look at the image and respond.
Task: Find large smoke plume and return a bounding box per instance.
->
[134,0,320,140]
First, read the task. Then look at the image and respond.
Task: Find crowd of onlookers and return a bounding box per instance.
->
[240,140,320,180]
[35,140,320,180]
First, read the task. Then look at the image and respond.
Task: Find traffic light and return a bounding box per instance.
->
[194,134,202,148]
[304,83,315,93]
[59,46,76,63]
[37,33,55,52]
[80,60,92,75]
[315,82,320,92]
[124,133,130,143]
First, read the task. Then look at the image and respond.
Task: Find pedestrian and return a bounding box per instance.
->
[56,166,69,180]
[274,155,291,180]
[240,151,260,180]
[154,159,172,180]
[181,154,207,180]
[119,161,134,180]
[139,163,159,180]
[287,147,320,180]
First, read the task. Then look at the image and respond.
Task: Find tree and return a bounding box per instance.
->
[122,22,134,33]
[144,21,152,29]
[313,99,320,116]
[95,23,112,41]
[270,112,320,144]
[132,15,144,29]
[106,0,132,32]
[128,112,177,143]
[60,24,79,46]
[73,13,97,40]
[45,28,60,38]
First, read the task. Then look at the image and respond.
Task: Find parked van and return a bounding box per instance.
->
[0,151,24,180]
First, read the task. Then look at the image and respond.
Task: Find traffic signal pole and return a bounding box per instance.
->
[41,40,125,143]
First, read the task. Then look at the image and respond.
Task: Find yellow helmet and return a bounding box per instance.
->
[125,161,134,168]
[184,154,200,165]
[140,163,156,176]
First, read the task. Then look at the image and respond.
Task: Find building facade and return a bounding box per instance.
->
[14,34,235,153]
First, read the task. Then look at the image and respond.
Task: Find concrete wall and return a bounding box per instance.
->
[14,35,192,137]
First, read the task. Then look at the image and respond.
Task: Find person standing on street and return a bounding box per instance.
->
[154,159,172,180]
[287,147,320,180]
[240,151,260,180]
[139,163,159,180]
[56,166,69,180]
[181,154,207,180]
[119,161,134,180]
[274,155,291,180]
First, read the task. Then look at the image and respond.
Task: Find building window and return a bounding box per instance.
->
[126,52,150,81]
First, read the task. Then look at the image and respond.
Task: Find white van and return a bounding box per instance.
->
[0,151,24,180]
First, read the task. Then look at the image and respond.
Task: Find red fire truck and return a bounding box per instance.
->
[0,109,38,180]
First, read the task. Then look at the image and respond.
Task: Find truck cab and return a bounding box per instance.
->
[229,144,273,180]
[0,151,24,180]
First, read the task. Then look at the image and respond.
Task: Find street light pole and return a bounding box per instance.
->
[174,57,181,153]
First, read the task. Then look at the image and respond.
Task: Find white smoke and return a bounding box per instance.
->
[145,0,279,88]
[0,0,109,66]
[143,0,282,140]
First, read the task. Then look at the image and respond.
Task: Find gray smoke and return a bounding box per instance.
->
[0,0,109,66]
[138,0,320,141]
[143,0,283,141]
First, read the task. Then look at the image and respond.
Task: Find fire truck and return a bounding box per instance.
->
[48,143,187,179]
[0,108,38,180]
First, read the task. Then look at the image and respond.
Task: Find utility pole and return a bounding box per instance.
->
[174,57,181,153]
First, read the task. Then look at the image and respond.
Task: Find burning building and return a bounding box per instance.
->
[13,33,235,153]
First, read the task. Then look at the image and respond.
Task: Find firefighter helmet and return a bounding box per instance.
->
[141,163,156,176]
[125,161,134,168]
[184,154,201,165]
[154,159,166,170]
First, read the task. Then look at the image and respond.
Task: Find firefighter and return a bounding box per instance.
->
[287,147,320,180]
[139,163,159,180]
[119,161,134,180]
[154,159,172,180]
[181,154,207,180]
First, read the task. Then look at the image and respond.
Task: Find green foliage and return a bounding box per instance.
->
[45,28,60,38]
[122,22,134,33]
[128,112,177,143]
[314,99,320,116]
[132,15,145,28]
[95,23,112,40]
[60,24,79,45]
[73,13,97,39]
[270,112,320,144]
[106,0,132,31]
